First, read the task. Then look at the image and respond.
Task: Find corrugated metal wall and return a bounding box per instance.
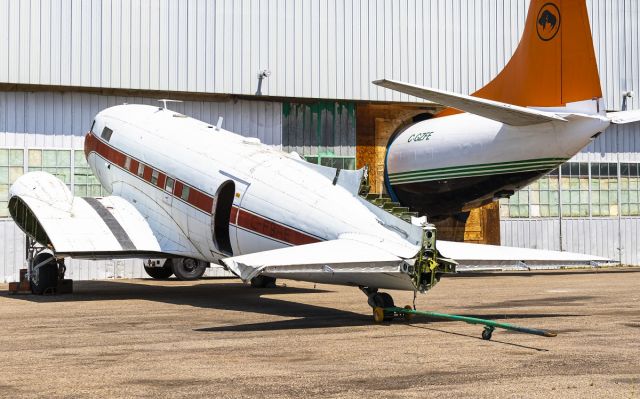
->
[1,1,638,109]
[0,91,282,147]
[501,218,640,265]
[0,91,281,282]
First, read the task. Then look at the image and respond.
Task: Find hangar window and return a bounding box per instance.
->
[304,155,356,170]
[165,177,175,192]
[73,150,105,197]
[528,168,560,218]
[0,149,25,217]
[621,163,640,216]
[101,127,113,142]
[560,163,590,217]
[28,149,72,187]
[502,189,530,218]
[589,163,618,217]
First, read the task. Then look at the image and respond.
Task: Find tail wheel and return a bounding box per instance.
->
[172,258,207,281]
[144,260,174,280]
[30,251,58,295]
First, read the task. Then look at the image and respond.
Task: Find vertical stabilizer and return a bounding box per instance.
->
[443,0,602,114]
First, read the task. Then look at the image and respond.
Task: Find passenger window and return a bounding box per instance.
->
[151,170,159,185]
[137,163,145,177]
[124,157,131,170]
[165,177,174,192]
[181,186,190,201]
[101,127,113,141]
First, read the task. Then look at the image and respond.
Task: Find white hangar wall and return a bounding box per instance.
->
[0,0,638,109]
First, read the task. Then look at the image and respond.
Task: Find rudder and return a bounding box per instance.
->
[443,0,602,113]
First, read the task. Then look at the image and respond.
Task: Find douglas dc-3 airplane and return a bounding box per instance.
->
[376,0,640,219]
[6,0,628,321]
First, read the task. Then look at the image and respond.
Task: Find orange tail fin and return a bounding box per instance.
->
[442,0,601,115]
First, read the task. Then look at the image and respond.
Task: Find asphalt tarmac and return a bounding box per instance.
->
[1,268,639,398]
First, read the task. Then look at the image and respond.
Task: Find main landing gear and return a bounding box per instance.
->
[143,258,207,281]
[360,287,414,323]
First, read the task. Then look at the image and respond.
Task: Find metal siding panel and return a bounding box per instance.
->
[176,0,187,91]
[101,0,112,87]
[0,1,7,82]
[0,0,638,104]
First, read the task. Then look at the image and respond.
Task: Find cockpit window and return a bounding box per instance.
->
[101,127,113,141]
[90,120,95,134]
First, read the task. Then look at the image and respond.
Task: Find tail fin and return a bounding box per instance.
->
[447,0,602,113]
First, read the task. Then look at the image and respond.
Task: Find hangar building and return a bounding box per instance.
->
[1,0,639,282]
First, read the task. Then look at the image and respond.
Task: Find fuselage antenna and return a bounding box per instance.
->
[158,99,183,110]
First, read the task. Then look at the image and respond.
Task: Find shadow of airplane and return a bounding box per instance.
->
[2,279,583,336]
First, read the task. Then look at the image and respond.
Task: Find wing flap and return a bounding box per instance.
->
[221,238,406,282]
[373,79,567,126]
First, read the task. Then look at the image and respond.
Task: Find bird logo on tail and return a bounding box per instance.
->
[537,3,561,41]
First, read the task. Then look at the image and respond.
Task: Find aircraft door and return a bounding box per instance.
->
[211,180,235,256]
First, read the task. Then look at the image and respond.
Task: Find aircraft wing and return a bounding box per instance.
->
[220,237,416,290]
[438,240,611,270]
[373,79,567,126]
[607,109,640,124]
[8,171,197,259]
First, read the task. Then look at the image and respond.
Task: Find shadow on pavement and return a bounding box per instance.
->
[2,279,584,334]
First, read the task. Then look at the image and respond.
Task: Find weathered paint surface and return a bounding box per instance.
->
[281,101,356,158]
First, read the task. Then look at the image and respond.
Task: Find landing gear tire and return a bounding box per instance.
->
[30,251,58,295]
[144,260,174,280]
[370,292,395,322]
[482,327,494,341]
[172,258,207,281]
[250,275,277,288]
[372,307,386,323]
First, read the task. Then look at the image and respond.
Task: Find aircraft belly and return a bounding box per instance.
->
[391,170,547,217]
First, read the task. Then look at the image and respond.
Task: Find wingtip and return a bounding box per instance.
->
[371,79,386,86]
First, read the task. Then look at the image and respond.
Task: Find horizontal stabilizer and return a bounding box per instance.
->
[373,79,567,126]
[438,240,611,270]
[607,109,640,125]
[221,237,407,282]
[9,172,165,258]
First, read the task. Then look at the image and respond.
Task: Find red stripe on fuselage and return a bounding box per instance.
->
[235,208,319,245]
[83,132,320,246]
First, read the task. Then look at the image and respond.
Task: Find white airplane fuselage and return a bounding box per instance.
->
[385,108,610,217]
[85,104,421,288]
